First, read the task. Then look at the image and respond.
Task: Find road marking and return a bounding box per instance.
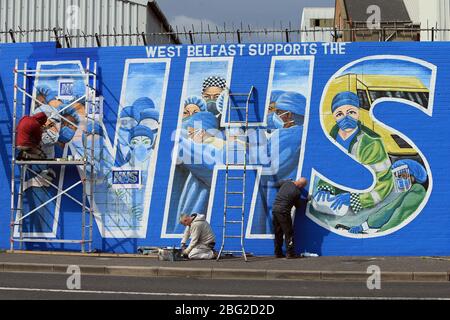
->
[0,287,449,300]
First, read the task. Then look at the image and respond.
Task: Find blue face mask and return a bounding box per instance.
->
[273,113,285,129]
[182,116,194,130]
[133,144,151,163]
[58,126,76,144]
[337,116,358,131]
[206,100,220,116]
[271,112,295,129]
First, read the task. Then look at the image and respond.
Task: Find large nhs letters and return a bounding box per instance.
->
[0,41,448,255]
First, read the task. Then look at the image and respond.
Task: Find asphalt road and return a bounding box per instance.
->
[0,272,449,300]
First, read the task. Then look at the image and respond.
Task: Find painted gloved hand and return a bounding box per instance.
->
[349,225,364,234]
[330,193,350,210]
[314,190,332,202]
[215,91,226,115]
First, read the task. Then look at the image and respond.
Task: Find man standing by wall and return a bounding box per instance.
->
[272,178,309,259]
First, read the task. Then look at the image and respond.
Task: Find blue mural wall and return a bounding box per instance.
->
[0,41,449,255]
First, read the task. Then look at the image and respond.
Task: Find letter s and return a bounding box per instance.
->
[307,55,436,238]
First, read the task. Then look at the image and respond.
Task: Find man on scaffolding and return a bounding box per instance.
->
[15,111,48,160]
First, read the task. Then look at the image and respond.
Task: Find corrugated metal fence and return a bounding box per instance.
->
[2,1,450,47]
[0,0,148,46]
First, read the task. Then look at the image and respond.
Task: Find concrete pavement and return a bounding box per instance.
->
[0,252,449,282]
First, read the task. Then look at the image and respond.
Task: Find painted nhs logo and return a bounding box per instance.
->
[58,79,75,100]
[112,170,141,188]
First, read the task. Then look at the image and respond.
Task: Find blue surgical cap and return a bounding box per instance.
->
[270,90,286,103]
[120,106,136,119]
[185,96,207,111]
[33,105,57,117]
[129,125,154,141]
[140,108,160,121]
[274,91,306,116]
[60,105,81,124]
[392,159,428,184]
[133,97,155,110]
[331,91,360,113]
[120,97,156,122]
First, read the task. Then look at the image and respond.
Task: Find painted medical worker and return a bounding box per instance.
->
[266,91,305,178]
[139,108,160,134]
[174,108,225,233]
[314,91,394,215]
[117,125,156,227]
[251,91,307,235]
[183,96,208,120]
[126,125,155,170]
[347,159,427,234]
[201,76,227,118]
[116,97,156,167]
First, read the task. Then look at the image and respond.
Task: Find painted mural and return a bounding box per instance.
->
[163,57,312,240]
[1,42,449,256]
[307,57,435,238]
[21,59,170,239]
[19,62,87,237]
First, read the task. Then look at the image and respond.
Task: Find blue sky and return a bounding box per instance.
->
[182,58,312,105]
[123,62,167,108]
[272,59,312,96]
[185,60,230,97]
[158,0,334,39]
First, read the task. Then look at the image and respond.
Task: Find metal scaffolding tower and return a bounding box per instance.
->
[10,58,97,253]
[217,86,255,262]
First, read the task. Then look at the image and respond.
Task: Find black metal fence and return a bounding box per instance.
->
[1,26,450,47]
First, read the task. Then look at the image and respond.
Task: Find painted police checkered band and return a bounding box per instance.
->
[350,193,363,213]
[317,185,335,195]
[202,76,227,91]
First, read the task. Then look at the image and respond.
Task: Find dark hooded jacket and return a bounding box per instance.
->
[16,112,48,148]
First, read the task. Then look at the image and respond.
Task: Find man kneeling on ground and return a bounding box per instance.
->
[180,213,216,260]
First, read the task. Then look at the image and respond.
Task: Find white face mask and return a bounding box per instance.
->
[273,111,295,129]
[41,129,59,146]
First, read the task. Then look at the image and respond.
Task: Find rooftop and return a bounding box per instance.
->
[343,0,412,22]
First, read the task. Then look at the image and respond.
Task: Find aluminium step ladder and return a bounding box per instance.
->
[217,86,255,262]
